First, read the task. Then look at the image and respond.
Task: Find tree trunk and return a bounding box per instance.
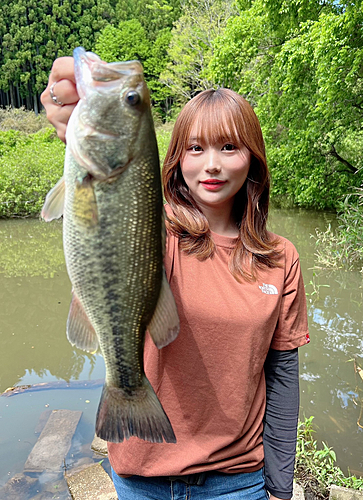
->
[33,93,39,115]
[9,82,16,107]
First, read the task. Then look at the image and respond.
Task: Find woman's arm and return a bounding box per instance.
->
[263,348,300,500]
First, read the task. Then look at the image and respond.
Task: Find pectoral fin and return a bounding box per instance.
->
[41,176,65,221]
[148,272,179,349]
[67,292,99,353]
[74,175,98,228]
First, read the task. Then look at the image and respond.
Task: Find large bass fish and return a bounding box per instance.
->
[42,47,179,443]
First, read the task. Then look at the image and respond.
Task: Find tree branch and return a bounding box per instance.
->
[326,144,358,174]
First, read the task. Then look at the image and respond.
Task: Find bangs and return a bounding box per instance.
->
[188,98,246,148]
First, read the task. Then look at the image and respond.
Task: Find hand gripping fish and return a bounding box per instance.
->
[42,47,179,443]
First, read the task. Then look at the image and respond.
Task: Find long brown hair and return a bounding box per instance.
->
[162,88,280,282]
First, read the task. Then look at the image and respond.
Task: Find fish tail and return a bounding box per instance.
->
[95,377,176,444]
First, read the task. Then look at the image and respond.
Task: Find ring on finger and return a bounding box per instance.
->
[49,82,64,106]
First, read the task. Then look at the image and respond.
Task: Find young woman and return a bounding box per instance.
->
[41,58,309,500]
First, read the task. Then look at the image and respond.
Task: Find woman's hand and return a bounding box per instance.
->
[41,57,79,143]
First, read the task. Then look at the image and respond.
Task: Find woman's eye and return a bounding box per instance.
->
[222,144,237,151]
[188,145,203,152]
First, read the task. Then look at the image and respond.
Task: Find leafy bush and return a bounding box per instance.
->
[0,121,174,218]
[0,128,65,217]
[295,416,363,499]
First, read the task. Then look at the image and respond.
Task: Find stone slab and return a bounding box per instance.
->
[66,463,117,500]
[34,409,53,434]
[292,481,305,500]
[91,435,108,456]
[330,485,363,499]
[24,409,82,473]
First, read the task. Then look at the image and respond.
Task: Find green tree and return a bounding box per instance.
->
[114,0,180,40]
[161,0,236,104]
[95,19,173,116]
[95,20,150,62]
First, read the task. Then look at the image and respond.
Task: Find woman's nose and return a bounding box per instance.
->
[204,149,221,173]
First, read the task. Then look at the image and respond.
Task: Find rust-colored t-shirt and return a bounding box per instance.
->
[108,221,309,477]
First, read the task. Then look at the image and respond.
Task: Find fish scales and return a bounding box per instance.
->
[42,47,179,443]
[64,156,162,391]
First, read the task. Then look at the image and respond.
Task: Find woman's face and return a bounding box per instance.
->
[180,122,251,213]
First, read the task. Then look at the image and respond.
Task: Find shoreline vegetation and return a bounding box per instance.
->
[295,417,363,499]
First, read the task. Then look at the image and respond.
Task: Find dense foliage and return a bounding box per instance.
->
[209,0,363,209]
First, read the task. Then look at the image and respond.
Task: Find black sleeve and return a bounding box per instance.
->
[263,348,299,500]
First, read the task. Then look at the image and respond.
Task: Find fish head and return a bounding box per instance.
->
[66,47,153,180]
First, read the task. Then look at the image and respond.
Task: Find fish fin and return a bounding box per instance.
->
[67,292,99,353]
[96,376,176,443]
[73,176,99,228]
[148,271,179,349]
[41,176,65,221]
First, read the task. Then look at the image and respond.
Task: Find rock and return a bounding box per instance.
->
[91,435,108,456]
[292,481,305,500]
[0,472,38,500]
[329,485,363,499]
[65,463,117,500]
[24,410,82,473]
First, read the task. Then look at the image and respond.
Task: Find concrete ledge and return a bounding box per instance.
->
[292,481,305,500]
[66,463,117,500]
[330,485,363,499]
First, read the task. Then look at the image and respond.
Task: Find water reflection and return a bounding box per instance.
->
[269,209,363,475]
[0,218,65,278]
[0,219,96,393]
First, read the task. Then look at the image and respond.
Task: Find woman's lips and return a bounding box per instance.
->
[200,179,227,190]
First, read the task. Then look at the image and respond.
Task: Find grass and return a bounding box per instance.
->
[295,416,363,499]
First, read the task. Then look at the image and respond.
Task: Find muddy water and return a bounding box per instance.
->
[0,211,362,494]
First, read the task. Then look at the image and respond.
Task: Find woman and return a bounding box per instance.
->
[41,57,309,500]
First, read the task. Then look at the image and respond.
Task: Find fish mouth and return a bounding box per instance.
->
[91,61,144,82]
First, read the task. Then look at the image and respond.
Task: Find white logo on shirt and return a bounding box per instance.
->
[259,283,278,295]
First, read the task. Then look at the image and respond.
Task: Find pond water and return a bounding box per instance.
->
[0,210,362,497]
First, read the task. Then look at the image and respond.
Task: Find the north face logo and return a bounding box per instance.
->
[259,283,278,295]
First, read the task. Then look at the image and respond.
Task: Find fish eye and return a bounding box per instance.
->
[125,90,140,106]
